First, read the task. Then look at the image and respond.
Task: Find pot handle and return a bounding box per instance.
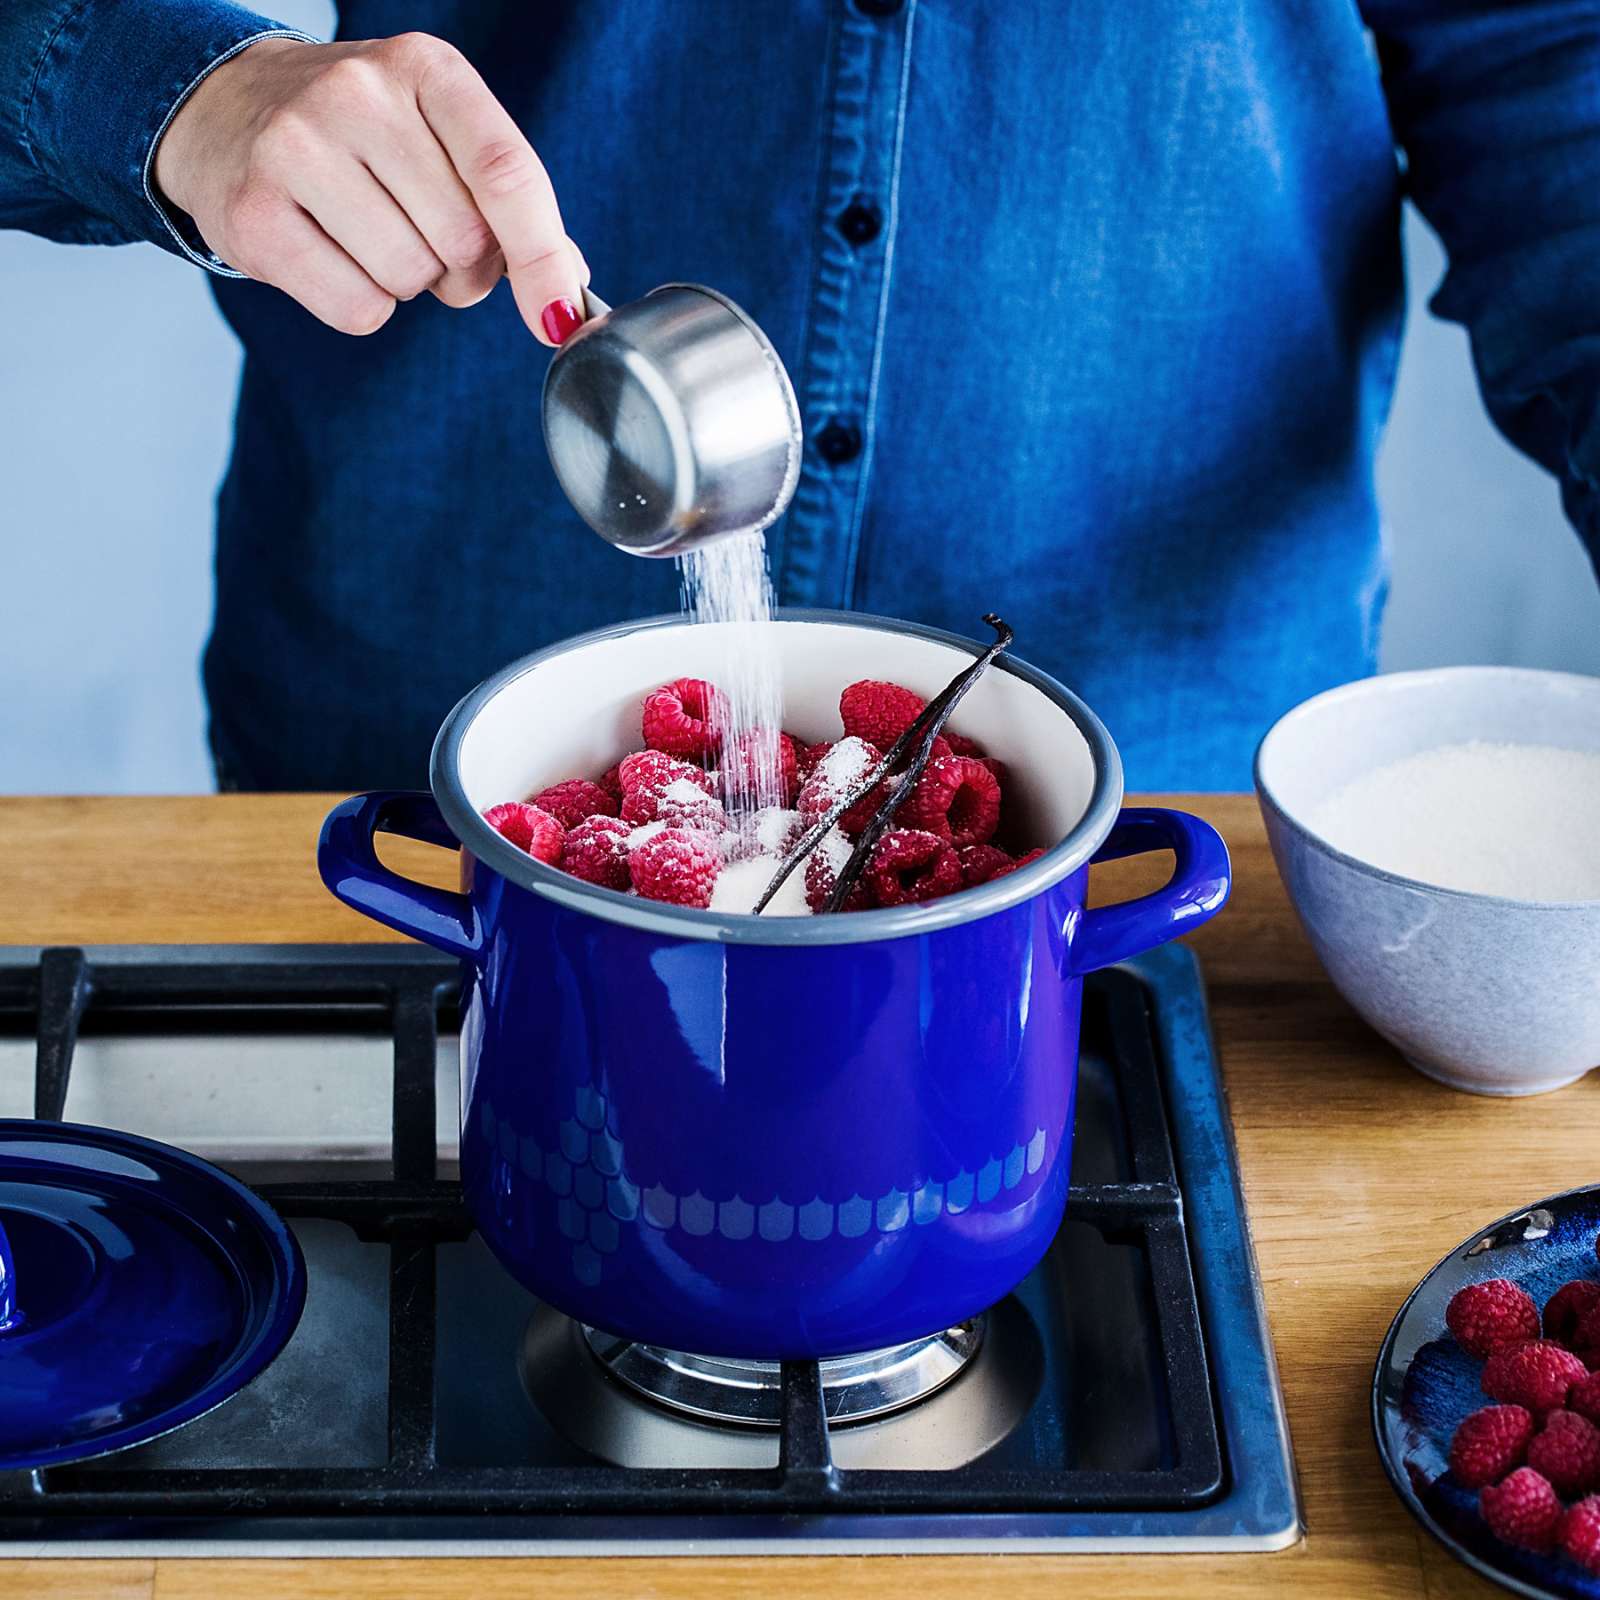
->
[1070,807,1231,975]
[317,791,482,962]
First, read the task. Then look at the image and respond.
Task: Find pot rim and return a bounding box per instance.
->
[430,607,1124,946]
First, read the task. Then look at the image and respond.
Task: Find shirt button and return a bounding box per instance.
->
[854,0,904,13]
[816,421,863,465]
[837,199,883,246]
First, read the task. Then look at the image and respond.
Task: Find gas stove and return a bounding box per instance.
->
[0,940,1297,1555]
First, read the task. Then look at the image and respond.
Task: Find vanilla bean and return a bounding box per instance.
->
[823,615,1014,912]
[750,615,1014,915]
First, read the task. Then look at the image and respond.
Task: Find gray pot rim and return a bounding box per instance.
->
[1253,664,1600,912]
[430,608,1124,946]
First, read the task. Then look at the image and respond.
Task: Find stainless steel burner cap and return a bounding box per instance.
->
[582,1322,983,1428]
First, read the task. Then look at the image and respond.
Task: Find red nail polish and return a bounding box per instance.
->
[541,297,582,345]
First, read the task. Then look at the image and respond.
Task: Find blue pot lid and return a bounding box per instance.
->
[0,1119,306,1470]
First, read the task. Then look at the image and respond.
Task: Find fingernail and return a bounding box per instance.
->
[540,297,582,345]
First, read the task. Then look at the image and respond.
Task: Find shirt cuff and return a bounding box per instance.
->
[21,0,318,274]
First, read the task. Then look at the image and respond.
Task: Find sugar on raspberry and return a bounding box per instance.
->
[530,778,619,829]
[641,677,726,760]
[482,801,564,864]
[618,750,715,825]
[1528,1408,1600,1496]
[1482,1340,1588,1413]
[1480,1466,1562,1554]
[629,826,723,909]
[722,730,799,806]
[1448,1404,1534,1489]
[804,831,872,912]
[562,815,632,890]
[1447,1278,1541,1358]
[866,828,964,907]
[797,736,890,834]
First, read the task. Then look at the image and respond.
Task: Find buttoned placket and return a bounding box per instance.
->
[772,0,917,609]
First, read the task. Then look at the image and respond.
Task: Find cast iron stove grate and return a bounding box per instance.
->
[0,943,1297,1551]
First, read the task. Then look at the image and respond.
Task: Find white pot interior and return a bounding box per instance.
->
[454,618,1100,850]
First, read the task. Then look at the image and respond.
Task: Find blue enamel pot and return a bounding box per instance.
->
[318,610,1230,1358]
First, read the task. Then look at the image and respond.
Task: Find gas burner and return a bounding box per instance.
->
[582,1321,984,1427]
[520,1300,1041,1470]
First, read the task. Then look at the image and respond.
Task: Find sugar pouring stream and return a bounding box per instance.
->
[543,282,804,824]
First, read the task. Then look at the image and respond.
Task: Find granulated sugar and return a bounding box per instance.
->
[710,854,811,917]
[678,532,785,817]
[1307,741,1600,901]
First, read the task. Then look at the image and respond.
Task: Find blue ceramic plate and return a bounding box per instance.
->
[1374,1186,1600,1600]
[0,1119,306,1470]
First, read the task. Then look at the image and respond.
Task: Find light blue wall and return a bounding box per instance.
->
[2,84,1597,793]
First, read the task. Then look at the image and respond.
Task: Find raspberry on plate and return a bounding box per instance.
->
[1563,1495,1600,1574]
[530,779,619,829]
[618,751,715,825]
[1544,1280,1600,1348]
[1448,1278,1541,1358]
[1449,1404,1534,1489]
[1568,1371,1600,1425]
[629,826,722,909]
[840,679,925,750]
[899,755,1002,849]
[1528,1408,1600,1496]
[641,677,726,759]
[562,815,632,890]
[1482,1340,1588,1413]
[866,828,964,907]
[483,802,564,864]
[1480,1466,1562,1554]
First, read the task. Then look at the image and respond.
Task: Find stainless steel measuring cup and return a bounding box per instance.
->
[541,285,803,557]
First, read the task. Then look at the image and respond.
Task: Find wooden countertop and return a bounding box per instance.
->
[2,791,1588,1600]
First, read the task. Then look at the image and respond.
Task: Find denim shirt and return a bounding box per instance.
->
[4,1,1600,790]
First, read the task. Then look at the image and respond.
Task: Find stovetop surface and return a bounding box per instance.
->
[0,941,1297,1555]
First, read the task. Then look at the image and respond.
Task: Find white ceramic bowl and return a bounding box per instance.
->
[1254,667,1600,1096]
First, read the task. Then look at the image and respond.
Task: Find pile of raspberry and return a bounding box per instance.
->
[479,674,1045,911]
[1437,1235,1600,1572]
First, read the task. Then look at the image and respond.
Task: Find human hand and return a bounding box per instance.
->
[154,34,588,343]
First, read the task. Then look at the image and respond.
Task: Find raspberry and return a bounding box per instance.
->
[597,764,624,800]
[1448,1278,1541,1358]
[1545,1280,1600,1348]
[1569,1303,1600,1367]
[866,828,964,907]
[804,832,872,912]
[1562,1495,1600,1574]
[1569,1371,1600,1425]
[562,816,632,890]
[530,779,619,829]
[641,677,726,759]
[1483,1340,1588,1413]
[796,740,832,778]
[727,806,803,863]
[629,827,722,908]
[797,737,891,834]
[959,844,1015,886]
[483,802,564,864]
[980,755,1009,792]
[1529,1409,1600,1496]
[722,730,799,807]
[945,731,986,758]
[1480,1467,1562,1554]
[1449,1404,1534,1489]
[993,846,1046,877]
[898,755,1002,848]
[618,751,714,825]
[656,779,728,836]
[840,680,925,750]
